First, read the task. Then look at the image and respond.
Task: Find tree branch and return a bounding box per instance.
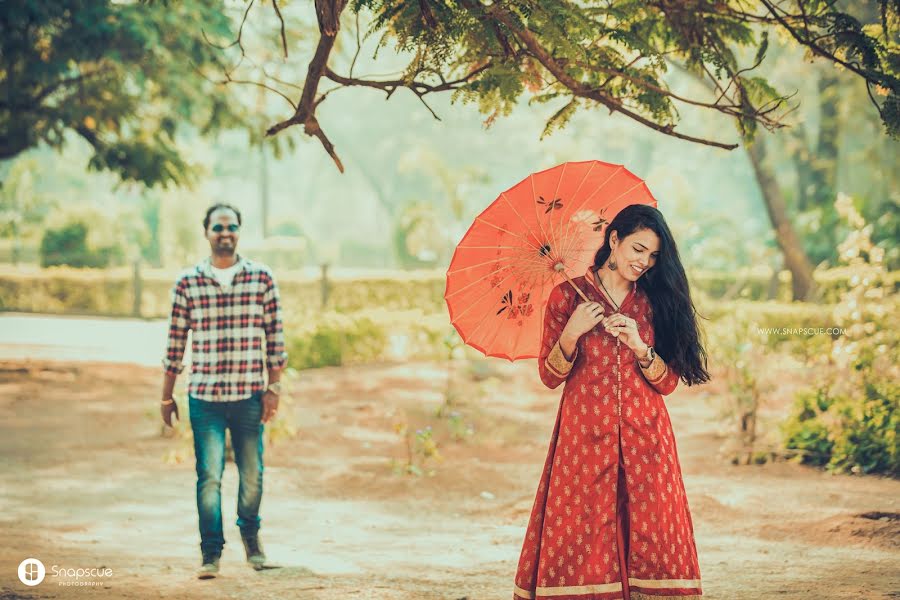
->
[265,0,347,172]
[563,54,785,131]
[323,62,492,97]
[484,5,740,149]
[350,12,362,78]
[759,0,895,89]
[272,0,288,59]
[221,76,297,110]
[32,68,108,104]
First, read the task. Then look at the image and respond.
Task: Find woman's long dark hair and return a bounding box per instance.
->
[593,204,710,386]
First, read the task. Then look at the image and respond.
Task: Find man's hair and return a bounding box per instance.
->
[202,203,242,230]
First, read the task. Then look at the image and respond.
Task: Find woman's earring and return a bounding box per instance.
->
[608,259,617,270]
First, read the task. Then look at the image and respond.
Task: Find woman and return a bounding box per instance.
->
[514,204,710,600]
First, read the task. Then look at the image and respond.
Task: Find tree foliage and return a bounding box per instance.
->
[0,0,248,186]
[232,0,900,172]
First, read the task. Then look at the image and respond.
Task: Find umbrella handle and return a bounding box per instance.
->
[559,270,590,303]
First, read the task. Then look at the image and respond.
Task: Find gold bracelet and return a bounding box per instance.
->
[161,397,176,406]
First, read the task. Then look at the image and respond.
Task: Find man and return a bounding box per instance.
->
[160,203,287,579]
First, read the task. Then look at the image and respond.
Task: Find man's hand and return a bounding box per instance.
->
[261,391,279,423]
[161,400,179,427]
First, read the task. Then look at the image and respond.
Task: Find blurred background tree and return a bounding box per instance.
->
[0,0,249,186]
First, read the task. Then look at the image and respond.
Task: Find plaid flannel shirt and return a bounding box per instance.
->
[163,255,288,402]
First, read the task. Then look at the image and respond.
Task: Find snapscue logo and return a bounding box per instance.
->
[51,565,114,587]
[17,558,113,587]
[17,558,45,586]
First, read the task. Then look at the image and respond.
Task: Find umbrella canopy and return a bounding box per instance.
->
[445,160,658,360]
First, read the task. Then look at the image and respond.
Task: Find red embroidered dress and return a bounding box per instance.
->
[514,269,702,600]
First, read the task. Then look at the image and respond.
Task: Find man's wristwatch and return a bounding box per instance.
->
[266,382,282,395]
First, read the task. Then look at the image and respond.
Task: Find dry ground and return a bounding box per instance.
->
[0,358,898,600]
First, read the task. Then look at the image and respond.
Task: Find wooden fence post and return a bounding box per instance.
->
[320,263,331,308]
[132,260,143,318]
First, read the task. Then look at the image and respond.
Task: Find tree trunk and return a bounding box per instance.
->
[791,122,814,210]
[809,70,840,210]
[744,135,818,301]
[260,143,270,238]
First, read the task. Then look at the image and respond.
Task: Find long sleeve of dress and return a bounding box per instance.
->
[538,283,579,389]
[639,353,680,396]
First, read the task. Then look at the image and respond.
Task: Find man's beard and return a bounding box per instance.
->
[213,241,236,256]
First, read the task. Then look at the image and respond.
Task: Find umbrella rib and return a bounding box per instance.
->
[529,173,556,263]
[541,165,569,256]
[549,162,596,270]
[499,192,544,253]
[559,227,599,275]
[449,266,527,328]
[462,268,556,348]
[458,245,543,250]
[561,180,647,264]
[445,257,550,301]
[506,271,550,358]
[446,256,551,309]
[556,166,623,268]
[473,217,544,253]
[446,254,519,276]
[453,246,554,275]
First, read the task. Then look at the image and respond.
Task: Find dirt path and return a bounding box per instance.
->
[0,359,897,600]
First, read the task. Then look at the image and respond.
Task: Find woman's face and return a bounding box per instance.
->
[609,227,660,281]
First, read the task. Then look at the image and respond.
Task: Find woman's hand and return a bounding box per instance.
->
[563,302,606,338]
[601,312,647,356]
[559,302,605,359]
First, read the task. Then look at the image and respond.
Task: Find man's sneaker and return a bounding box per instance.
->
[241,535,267,570]
[197,553,220,579]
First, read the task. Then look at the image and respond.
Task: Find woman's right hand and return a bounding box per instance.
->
[559,301,605,358]
[564,301,606,338]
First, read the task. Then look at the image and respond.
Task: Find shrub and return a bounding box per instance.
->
[829,381,899,475]
[286,313,388,369]
[781,387,836,467]
[781,194,899,476]
[39,222,122,268]
[284,308,455,370]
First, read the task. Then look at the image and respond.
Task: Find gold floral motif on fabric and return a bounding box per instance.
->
[638,354,667,384]
[546,340,578,378]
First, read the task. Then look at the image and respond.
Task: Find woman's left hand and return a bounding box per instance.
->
[601,312,645,354]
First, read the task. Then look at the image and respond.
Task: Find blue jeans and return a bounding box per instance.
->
[188,393,264,556]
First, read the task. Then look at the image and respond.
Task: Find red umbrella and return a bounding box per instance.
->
[445,160,658,360]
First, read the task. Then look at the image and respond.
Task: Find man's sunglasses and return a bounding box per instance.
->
[211,223,240,233]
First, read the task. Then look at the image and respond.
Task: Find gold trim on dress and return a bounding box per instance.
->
[513,584,536,599]
[630,593,702,600]
[628,577,702,588]
[535,581,624,596]
[639,353,667,384]
[515,579,699,599]
[545,340,577,378]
